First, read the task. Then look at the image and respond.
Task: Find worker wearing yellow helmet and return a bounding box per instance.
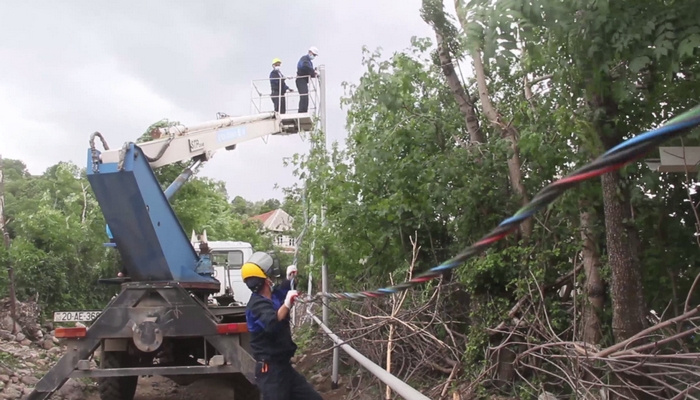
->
[269,57,293,115]
[243,252,322,399]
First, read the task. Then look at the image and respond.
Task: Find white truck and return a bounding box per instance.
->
[191,230,255,306]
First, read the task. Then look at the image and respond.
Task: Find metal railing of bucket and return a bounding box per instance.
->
[250,74,320,117]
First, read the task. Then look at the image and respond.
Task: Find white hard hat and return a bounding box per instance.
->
[309,46,319,56]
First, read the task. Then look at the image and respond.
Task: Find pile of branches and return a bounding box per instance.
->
[467,275,700,400]
[319,279,700,400]
[305,250,700,399]
[327,282,470,398]
[307,234,471,399]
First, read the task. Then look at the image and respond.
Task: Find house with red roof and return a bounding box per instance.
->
[249,208,296,254]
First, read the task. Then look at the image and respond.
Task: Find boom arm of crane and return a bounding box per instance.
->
[87,111,301,290]
[97,111,290,169]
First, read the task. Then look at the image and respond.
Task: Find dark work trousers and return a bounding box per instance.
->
[296,77,309,113]
[271,93,286,114]
[255,360,323,400]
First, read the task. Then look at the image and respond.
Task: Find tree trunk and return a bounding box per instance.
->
[600,172,646,342]
[452,0,532,239]
[601,171,652,400]
[579,204,604,346]
[432,27,483,145]
[577,204,605,395]
[469,47,532,239]
[587,81,650,396]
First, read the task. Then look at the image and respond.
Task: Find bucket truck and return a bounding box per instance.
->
[25,98,318,399]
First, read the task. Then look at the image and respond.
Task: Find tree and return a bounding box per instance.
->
[283,1,700,397]
[1,160,120,314]
[231,195,252,216]
[262,198,281,213]
[463,0,699,340]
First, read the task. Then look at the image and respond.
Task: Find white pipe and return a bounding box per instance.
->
[308,311,431,400]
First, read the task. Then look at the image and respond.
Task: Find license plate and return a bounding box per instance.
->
[53,311,101,322]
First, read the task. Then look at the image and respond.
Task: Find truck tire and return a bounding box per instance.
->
[98,352,138,400]
[231,373,261,400]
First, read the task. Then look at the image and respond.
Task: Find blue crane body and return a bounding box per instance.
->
[86,143,215,285]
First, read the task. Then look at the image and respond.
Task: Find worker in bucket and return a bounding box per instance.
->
[296,46,319,113]
[242,252,323,399]
[270,58,293,114]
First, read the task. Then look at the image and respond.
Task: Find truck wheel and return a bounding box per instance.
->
[98,352,138,400]
[231,373,261,400]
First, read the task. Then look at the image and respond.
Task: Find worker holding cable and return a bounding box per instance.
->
[242,252,323,399]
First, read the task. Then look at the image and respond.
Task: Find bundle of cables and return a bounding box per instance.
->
[302,104,700,301]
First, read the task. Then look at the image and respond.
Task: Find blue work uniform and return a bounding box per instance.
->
[269,69,290,114]
[295,55,317,113]
[245,279,322,400]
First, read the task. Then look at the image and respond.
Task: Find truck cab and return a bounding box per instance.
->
[191,233,255,306]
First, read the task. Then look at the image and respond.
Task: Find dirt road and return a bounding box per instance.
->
[85,376,237,400]
[82,375,346,400]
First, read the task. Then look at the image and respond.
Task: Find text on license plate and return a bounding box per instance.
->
[53,311,101,322]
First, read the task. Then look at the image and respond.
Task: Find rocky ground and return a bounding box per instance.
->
[0,299,359,400]
[0,298,88,400]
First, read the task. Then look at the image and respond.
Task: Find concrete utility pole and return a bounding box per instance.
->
[0,154,18,334]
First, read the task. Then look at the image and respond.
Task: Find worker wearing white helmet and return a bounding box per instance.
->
[241,252,322,399]
[270,57,293,114]
[295,46,320,113]
[286,264,298,285]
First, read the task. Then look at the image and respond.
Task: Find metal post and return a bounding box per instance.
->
[318,64,328,330]
[307,272,312,295]
[309,215,315,319]
[317,65,339,389]
[0,155,17,334]
[290,278,296,326]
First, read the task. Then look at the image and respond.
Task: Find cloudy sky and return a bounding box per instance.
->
[0,0,454,202]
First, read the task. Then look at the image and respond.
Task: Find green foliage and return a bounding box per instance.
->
[230,195,283,218]
[169,177,271,249]
[471,0,700,315]
[1,161,120,314]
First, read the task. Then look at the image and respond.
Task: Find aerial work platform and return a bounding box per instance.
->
[250,73,320,133]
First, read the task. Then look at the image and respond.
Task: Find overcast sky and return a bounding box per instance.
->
[0,1,451,202]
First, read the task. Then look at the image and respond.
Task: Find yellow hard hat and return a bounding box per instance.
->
[241,252,275,281]
[272,58,282,65]
[241,263,266,280]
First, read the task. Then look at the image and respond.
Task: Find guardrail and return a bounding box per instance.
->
[306,308,431,400]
